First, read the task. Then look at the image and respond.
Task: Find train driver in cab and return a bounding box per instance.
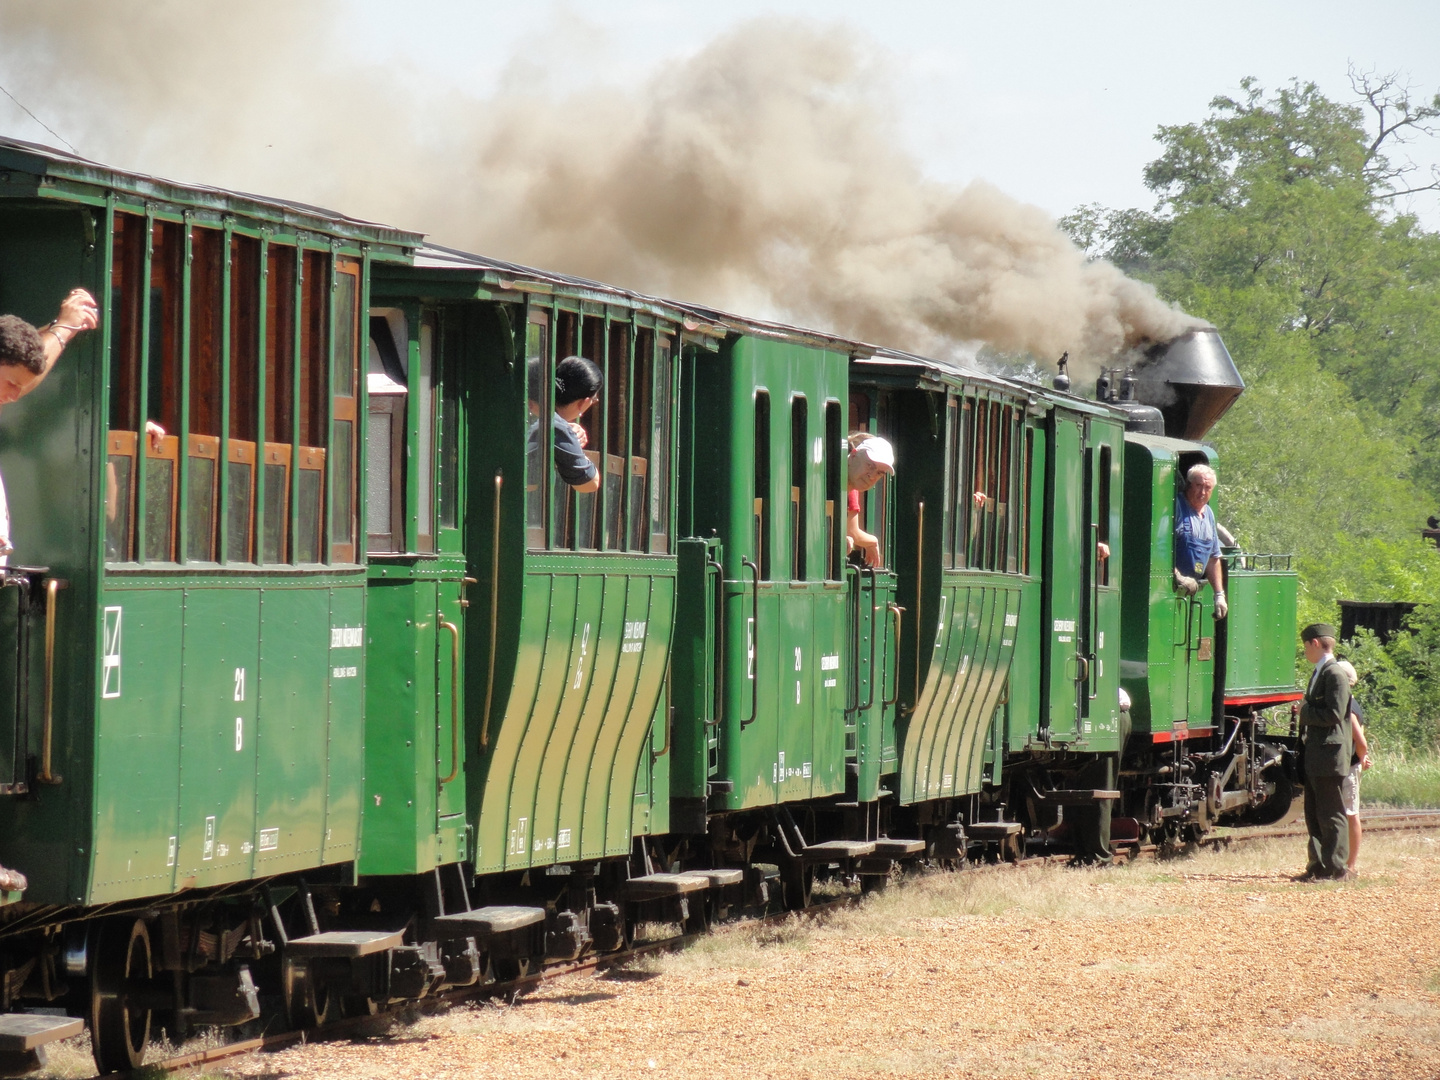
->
[1173,463,1227,619]
[0,288,99,564]
[845,433,895,567]
[528,355,602,493]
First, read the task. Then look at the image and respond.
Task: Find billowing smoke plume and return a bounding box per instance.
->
[0,3,1201,366]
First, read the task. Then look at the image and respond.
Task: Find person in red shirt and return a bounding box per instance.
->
[845,433,894,567]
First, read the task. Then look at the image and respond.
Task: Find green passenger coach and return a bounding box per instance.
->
[0,138,419,911]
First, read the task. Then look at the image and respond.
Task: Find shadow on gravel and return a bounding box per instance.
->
[543,990,621,1006]
[599,968,662,983]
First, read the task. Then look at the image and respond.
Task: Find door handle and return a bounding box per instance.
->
[883,603,904,708]
[859,567,878,713]
[741,557,760,729]
[438,614,461,789]
[480,472,502,750]
[38,578,65,785]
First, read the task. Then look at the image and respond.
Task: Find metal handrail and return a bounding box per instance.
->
[741,557,760,729]
[437,615,461,788]
[37,578,62,785]
[883,603,903,707]
[705,552,725,727]
[858,567,878,713]
[913,500,924,704]
[480,472,502,750]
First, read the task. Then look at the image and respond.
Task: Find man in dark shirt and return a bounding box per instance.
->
[527,355,601,493]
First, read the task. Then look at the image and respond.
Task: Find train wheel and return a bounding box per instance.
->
[90,917,153,1074]
[1242,767,1295,826]
[282,956,338,1029]
[781,862,813,911]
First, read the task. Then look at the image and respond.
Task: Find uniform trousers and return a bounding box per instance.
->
[1303,773,1349,877]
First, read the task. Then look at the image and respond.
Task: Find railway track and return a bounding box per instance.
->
[123,809,1440,1079]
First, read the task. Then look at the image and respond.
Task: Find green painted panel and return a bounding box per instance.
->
[255,587,331,873]
[324,585,365,864]
[552,573,626,859]
[1222,564,1298,695]
[91,588,183,901]
[1043,416,1084,742]
[853,570,897,802]
[176,589,259,888]
[475,564,676,872]
[900,576,1020,804]
[358,578,438,876]
[473,569,552,872]
[605,576,674,849]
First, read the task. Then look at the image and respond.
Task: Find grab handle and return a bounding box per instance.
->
[38,578,64,785]
[741,557,760,729]
[438,615,461,788]
[480,472,502,750]
[883,603,904,707]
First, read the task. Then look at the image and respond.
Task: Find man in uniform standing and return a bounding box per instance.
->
[1296,622,1353,880]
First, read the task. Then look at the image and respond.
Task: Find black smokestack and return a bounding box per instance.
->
[1132,328,1243,440]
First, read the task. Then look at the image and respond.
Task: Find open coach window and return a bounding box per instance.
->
[105,212,360,566]
[523,305,673,556]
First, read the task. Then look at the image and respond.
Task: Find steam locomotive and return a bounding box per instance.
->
[0,138,1298,1074]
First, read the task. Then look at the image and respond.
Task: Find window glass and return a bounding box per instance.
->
[648,335,672,553]
[524,313,549,548]
[228,235,260,562]
[263,245,295,562]
[437,311,460,532]
[943,398,956,569]
[603,321,631,551]
[628,328,653,553]
[330,262,360,559]
[106,214,146,561]
[187,228,224,561]
[824,401,841,579]
[754,390,771,580]
[416,314,435,552]
[1097,444,1112,586]
[144,220,184,562]
[790,396,807,580]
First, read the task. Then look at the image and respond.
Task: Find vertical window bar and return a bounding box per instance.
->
[624,319,635,551]
[324,244,337,564]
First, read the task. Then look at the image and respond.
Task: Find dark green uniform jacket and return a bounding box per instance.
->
[1299,657,1352,777]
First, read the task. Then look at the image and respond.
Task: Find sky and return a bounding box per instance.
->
[1,1,1438,360]
[331,0,1440,228]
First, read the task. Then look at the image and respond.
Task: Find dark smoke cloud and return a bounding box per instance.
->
[0,3,1201,367]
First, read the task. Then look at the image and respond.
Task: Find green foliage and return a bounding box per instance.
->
[1068,73,1440,750]
[1356,748,1440,807]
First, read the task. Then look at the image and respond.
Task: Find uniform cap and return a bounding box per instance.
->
[853,436,895,474]
[1301,623,1337,642]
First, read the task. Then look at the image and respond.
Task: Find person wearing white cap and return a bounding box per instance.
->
[845,433,895,567]
[1333,659,1371,873]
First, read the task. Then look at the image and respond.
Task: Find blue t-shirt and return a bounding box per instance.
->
[1174,494,1220,577]
[527,414,596,488]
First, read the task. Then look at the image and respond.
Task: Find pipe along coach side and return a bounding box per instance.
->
[0,139,1299,1076]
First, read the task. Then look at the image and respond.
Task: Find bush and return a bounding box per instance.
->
[1342,612,1440,753]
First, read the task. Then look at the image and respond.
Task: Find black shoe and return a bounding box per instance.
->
[1331,869,1356,882]
[1291,870,1320,882]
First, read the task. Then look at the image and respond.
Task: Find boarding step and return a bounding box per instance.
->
[801,840,876,863]
[624,873,712,900]
[693,868,745,888]
[871,838,926,858]
[286,930,404,958]
[431,906,547,938]
[965,822,1022,840]
[0,1014,83,1051]
[1036,789,1121,805]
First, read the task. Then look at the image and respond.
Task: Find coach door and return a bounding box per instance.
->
[1040,411,1084,745]
[1080,420,1122,748]
[360,307,468,874]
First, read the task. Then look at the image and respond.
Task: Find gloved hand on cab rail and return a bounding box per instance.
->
[1173,568,1199,596]
[1214,591,1228,620]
